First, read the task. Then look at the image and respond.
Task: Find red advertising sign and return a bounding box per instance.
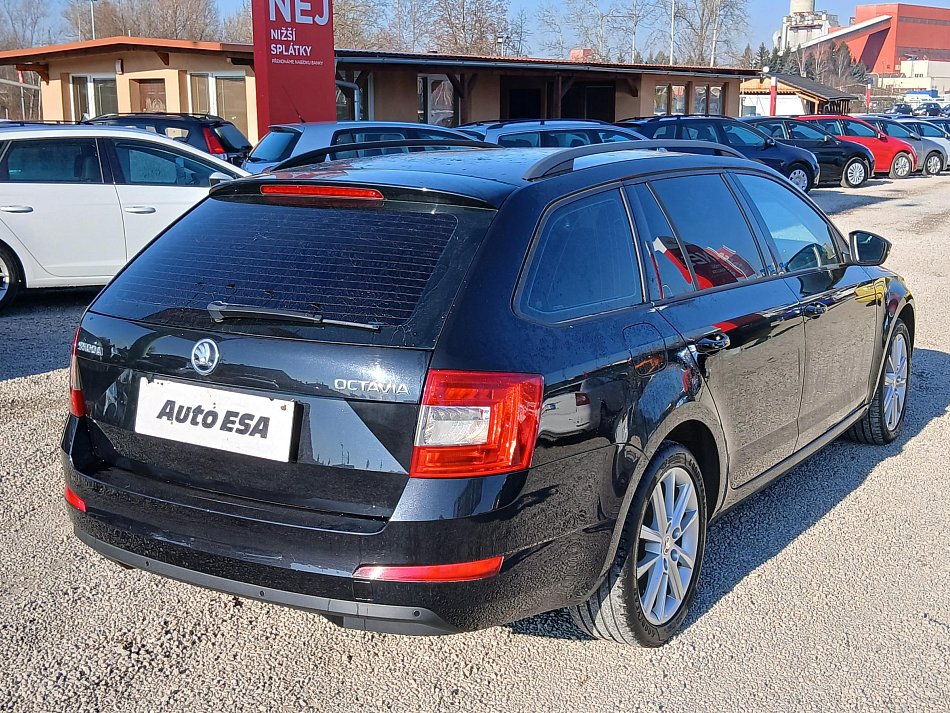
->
[252,0,337,130]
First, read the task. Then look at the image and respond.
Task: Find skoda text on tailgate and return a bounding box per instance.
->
[62,142,914,647]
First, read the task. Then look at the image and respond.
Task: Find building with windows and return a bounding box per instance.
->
[0,37,757,143]
[793,3,950,75]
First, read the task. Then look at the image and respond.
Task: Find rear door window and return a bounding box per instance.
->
[596,129,641,143]
[734,173,840,273]
[650,173,767,289]
[519,189,641,322]
[497,132,541,148]
[0,138,103,183]
[90,194,495,348]
[628,183,695,301]
[680,121,721,143]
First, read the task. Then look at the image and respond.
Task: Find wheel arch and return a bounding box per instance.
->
[0,236,27,289]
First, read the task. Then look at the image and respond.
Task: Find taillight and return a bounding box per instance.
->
[203,127,227,155]
[575,393,591,406]
[353,556,503,583]
[410,370,543,478]
[64,485,86,513]
[69,327,85,417]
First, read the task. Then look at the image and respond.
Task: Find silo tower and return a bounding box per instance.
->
[790,0,816,13]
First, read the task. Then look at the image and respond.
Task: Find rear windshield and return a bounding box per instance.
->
[246,129,300,163]
[91,194,496,348]
[214,123,251,151]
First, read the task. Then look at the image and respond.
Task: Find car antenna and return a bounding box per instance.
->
[283,87,305,123]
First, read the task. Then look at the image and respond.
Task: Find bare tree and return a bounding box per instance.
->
[333,0,390,49]
[501,7,530,56]
[0,0,51,120]
[673,0,748,66]
[63,0,220,42]
[221,0,252,43]
[538,0,660,63]
[429,0,511,55]
[381,0,434,52]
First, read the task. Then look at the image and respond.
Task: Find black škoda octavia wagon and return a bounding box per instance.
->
[62,140,914,646]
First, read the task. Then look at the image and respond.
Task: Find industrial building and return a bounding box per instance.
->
[785,2,950,75]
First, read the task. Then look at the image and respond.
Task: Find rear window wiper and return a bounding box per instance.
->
[207,301,381,331]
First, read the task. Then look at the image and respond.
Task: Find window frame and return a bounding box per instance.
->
[727,170,847,275]
[0,136,109,185]
[104,138,224,187]
[68,73,118,120]
[513,183,647,326]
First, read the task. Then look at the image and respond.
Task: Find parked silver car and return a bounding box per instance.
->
[456,119,645,147]
[859,115,947,175]
[242,121,472,173]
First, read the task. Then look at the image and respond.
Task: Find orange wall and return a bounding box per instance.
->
[848,3,950,73]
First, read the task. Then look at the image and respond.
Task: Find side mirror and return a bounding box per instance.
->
[878,133,888,141]
[764,137,776,148]
[909,133,921,141]
[209,171,233,187]
[822,134,833,143]
[849,230,891,266]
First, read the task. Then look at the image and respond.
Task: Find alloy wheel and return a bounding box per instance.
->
[636,466,700,626]
[789,168,809,191]
[926,154,943,175]
[847,161,866,186]
[883,332,909,432]
[894,155,911,177]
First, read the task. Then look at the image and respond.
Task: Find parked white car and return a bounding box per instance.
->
[0,124,247,311]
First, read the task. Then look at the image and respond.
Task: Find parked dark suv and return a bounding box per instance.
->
[62,141,914,647]
[626,115,821,192]
[86,113,252,166]
[742,116,875,188]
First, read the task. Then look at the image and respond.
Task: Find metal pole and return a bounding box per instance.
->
[90,0,96,40]
[670,0,675,65]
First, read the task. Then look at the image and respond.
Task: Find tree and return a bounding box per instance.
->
[221,0,252,43]
[381,0,435,52]
[0,0,51,120]
[537,0,661,63]
[334,0,390,49]
[429,0,512,56]
[63,0,220,41]
[672,0,748,66]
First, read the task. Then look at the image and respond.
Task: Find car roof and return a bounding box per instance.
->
[223,146,764,208]
[462,119,613,130]
[0,123,249,174]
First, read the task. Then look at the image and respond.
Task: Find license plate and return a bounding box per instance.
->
[134,378,296,462]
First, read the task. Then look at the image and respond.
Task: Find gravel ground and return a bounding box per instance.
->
[1,176,949,713]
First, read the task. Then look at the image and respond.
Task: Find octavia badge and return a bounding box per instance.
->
[191,339,220,375]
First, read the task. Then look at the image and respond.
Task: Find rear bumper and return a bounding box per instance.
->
[76,529,457,635]
[63,417,631,634]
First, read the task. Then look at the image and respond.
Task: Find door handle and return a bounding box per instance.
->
[693,331,731,354]
[0,205,33,213]
[123,206,156,214]
[803,303,827,319]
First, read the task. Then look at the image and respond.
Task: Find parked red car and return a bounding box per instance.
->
[799,114,917,179]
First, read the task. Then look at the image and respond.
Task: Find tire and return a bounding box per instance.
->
[840,157,869,188]
[786,163,813,193]
[923,152,944,176]
[0,243,23,313]
[889,152,913,179]
[569,442,708,647]
[846,320,911,445]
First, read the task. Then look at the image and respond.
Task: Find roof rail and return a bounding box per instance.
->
[522,140,745,181]
[271,139,499,171]
[458,118,612,129]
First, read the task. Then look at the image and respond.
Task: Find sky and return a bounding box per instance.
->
[216,0,950,55]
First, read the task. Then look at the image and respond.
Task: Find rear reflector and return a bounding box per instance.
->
[69,327,85,418]
[64,485,86,513]
[353,556,503,583]
[410,370,543,479]
[259,185,384,200]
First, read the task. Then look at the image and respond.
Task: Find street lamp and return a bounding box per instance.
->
[89,0,99,41]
